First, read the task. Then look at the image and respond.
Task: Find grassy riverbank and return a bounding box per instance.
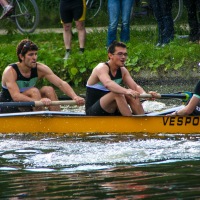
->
[0,25,199,89]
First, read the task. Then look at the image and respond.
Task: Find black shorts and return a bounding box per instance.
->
[60,0,86,23]
[86,99,110,116]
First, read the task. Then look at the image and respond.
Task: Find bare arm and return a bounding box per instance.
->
[3,66,34,101]
[38,63,84,104]
[172,96,199,116]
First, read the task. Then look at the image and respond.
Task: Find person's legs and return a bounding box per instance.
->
[75,20,86,51]
[184,0,199,41]
[62,23,73,50]
[40,86,61,111]
[125,95,144,115]
[100,92,133,116]
[22,87,45,111]
[0,0,13,19]
[161,0,174,44]
[150,0,164,45]
[107,0,120,46]
[120,0,134,42]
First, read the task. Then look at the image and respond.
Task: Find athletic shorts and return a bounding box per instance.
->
[60,0,86,23]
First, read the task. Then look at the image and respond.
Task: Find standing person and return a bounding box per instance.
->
[59,0,86,60]
[107,0,134,47]
[0,39,85,113]
[85,41,158,116]
[170,81,200,116]
[149,0,174,47]
[0,0,13,19]
[184,0,200,43]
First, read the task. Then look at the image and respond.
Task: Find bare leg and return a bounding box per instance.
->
[40,86,61,111]
[100,92,132,116]
[63,23,72,50]
[75,20,86,49]
[126,95,145,115]
[21,87,45,111]
[0,0,9,7]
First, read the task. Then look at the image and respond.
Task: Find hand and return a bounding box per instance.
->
[126,89,140,99]
[73,96,85,106]
[40,98,52,106]
[147,91,159,100]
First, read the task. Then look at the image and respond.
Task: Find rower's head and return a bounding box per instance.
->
[108,41,128,60]
[107,41,127,60]
[17,39,38,62]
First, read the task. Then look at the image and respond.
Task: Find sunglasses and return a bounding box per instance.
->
[20,42,35,54]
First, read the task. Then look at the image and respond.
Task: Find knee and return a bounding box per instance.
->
[76,22,85,31]
[28,87,41,98]
[40,86,55,95]
[63,24,71,31]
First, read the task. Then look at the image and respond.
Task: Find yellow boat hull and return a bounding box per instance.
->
[0,113,199,134]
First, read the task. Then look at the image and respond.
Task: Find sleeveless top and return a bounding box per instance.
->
[85,62,123,111]
[1,63,38,101]
[86,62,123,91]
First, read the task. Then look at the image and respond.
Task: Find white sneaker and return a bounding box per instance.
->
[0,5,13,19]
[63,51,70,60]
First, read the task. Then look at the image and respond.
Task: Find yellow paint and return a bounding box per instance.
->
[0,115,199,134]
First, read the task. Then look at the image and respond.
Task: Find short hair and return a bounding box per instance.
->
[108,41,127,54]
[16,39,38,62]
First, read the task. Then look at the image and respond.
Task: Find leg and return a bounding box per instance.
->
[184,0,199,41]
[107,0,120,46]
[125,95,145,115]
[120,0,134,43]
[75,20,86,49]
[22,87,45,111]
[40,86,61,111]
[100,92,133,116]
[161,0,174,44]
[63,23,72,50]
[149,0,164,45]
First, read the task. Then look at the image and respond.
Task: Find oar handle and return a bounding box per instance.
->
[139,94,161,98]
[34,100,77,106]
[0,100,77,108]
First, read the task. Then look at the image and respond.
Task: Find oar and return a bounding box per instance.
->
[139,92,193,101]
[0,100,77,108]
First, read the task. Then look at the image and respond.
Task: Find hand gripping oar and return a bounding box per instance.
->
[0,100,77,108]
[139,92,193,102]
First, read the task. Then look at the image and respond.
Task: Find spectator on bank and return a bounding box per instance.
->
[59,0,87,60]
[184,0,200,43]
[149,0,174,47]
[107,0,134,47]
[0,0,13,19]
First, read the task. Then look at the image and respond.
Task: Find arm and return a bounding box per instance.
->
[2,66,34,102]
[38,63,84,105]
[172,96,199,116]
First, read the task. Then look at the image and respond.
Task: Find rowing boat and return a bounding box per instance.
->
[0,105,199,134]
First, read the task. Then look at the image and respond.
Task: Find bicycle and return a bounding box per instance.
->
[86,0,184,23]
[86,0,102,20]
[0,0,39,34]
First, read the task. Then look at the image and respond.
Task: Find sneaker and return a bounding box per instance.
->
[0,5,13,20]
[63,51,70,60]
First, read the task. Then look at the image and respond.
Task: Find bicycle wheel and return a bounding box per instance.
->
[13,0,39,33]
[172,0,183,23]
[86,0,102,20]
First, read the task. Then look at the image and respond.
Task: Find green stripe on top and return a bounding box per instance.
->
[17,77,38,89]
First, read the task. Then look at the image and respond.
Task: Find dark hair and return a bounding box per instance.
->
[16,39,38,62]
[108,41,127,54]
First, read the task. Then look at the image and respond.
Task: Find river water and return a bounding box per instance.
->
[1,82,200,199]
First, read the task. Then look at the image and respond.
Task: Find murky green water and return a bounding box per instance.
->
[0,133,200,199]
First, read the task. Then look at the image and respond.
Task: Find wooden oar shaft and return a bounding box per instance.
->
[0,100,77,108]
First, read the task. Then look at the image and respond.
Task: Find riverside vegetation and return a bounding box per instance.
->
[0,1,199,87]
